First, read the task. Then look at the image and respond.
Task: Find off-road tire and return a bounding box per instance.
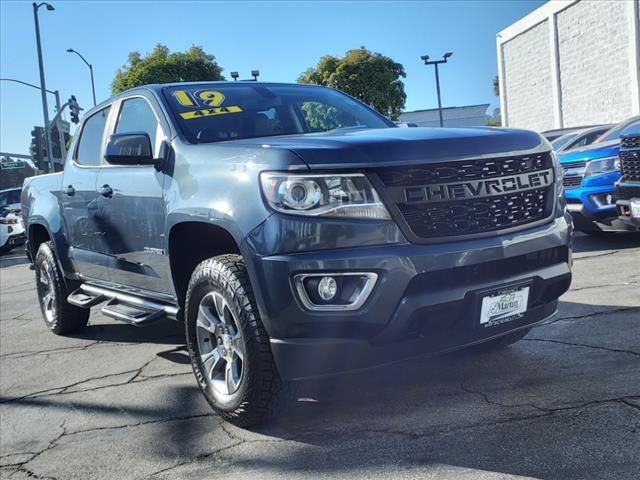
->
[474,327,531,352]
[35,241,89,335]
[185,254,283,427]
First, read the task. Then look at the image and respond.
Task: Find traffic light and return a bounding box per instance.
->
[50,125,71,160]
[29,127,48,171]
[68,95,82,124]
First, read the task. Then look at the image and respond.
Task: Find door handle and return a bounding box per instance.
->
[64,185,75,196]
[97,185,113,198]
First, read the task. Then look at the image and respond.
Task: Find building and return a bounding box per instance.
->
[398,104,490,127]
[496,0,640,132]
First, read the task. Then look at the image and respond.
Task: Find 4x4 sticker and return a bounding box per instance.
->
[180,105,243,120]
[173,89,243,120]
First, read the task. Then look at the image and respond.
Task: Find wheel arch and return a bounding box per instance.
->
[168,219,245,307]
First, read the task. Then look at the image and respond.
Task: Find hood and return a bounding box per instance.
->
[559,139,619,164]
[231,127,547,169]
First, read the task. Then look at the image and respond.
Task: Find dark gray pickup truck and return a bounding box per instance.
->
[22,82,572,426]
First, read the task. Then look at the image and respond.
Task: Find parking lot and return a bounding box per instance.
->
[0,233,638,480]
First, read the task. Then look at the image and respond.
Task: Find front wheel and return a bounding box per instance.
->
[185,254,283,427]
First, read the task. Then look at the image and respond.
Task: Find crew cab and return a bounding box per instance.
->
[22,82,572,426]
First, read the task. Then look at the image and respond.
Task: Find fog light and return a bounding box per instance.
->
[589,194,616,208]
[318,276,337,301]
[293,272,378,311]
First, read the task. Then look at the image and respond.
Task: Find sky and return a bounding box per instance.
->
[0,0,544,154]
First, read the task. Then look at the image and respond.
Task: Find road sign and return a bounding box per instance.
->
[1,160,26,169]
[58,120,71,134]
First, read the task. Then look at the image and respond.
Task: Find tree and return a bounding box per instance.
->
[298,47,406,119]
[111,44,224,94]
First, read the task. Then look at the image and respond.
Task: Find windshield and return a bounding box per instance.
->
[598,118,640,143]
[163,84,394,143]
[551,132,578,150]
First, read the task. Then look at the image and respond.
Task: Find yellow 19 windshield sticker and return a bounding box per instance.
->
[173,89,243,120]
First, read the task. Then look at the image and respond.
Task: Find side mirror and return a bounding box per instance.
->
[104,133,156,166]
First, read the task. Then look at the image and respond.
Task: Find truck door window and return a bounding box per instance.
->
[115,98,160,155]
[75,107,111,166]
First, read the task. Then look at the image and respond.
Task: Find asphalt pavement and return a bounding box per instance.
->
[1,233,639,480]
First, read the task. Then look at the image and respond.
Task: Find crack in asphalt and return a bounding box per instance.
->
[533,306,640,328]
[572,251,620,260]
[2,421,67,480]
[523,337,640,356]
[357,394,640,441]
[0,357,190,404]
[569,281,640,292]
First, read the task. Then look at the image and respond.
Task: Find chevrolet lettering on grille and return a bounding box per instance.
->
[402,169,554,204]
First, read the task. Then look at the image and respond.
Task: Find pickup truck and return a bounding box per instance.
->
[560,116,640,233]
[616,134,640,230]
[22,82,573,426]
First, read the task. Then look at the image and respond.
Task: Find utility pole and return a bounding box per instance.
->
[33,2,55,172]
[421,52,453,127]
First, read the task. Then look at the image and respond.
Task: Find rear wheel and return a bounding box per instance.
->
[35,241,89,335]
[185,254,283,427]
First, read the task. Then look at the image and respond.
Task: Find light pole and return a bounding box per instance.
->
[421,52,453,127]
[66,48,96,106]
[33,2,55,172]
[0,78,66,161]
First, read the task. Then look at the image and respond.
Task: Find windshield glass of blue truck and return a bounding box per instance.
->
[162,84,392,143]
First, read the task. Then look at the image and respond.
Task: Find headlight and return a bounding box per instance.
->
[584,156,620,178]
[260,173,391,219]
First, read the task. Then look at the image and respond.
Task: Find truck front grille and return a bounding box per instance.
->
[620,135,640,182]
[621,135,640,150]
[372,152,555,241]
[562,176,582,188]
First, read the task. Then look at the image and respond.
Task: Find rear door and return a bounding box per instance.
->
[61,106,112,280]
[95,93,171,294]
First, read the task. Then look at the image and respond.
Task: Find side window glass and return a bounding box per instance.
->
[75,107,111,166]
[115,98,159,154]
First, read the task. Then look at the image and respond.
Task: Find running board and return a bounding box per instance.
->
[66,284,179,326]
[68,290,107,308]
[101,299,166,327]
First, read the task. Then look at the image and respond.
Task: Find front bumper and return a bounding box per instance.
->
[249,215,572,380]
[615,181,640,231]
[564,179,619,231]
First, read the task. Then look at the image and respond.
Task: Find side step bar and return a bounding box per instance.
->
[67,284,179,327]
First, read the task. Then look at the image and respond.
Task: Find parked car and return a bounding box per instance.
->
[542,125,605,142]
[560,116,640,233]
[0,187,22,211]
[551,125,613,154]
[0,209,25,255]
[615,134,640,231]
[22,82,572,427]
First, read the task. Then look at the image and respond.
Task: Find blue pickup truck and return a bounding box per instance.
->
[560,116,640,233]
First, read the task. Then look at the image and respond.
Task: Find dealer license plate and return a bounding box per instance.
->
[479,286,530,327]
[630,200,640,218]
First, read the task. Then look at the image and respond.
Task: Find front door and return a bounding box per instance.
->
[61,106,112,281]
[95,95,171,294]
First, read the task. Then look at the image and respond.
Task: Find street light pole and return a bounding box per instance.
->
[67,48,96,106]
[421,52,453,128]
[33,2,55,172]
